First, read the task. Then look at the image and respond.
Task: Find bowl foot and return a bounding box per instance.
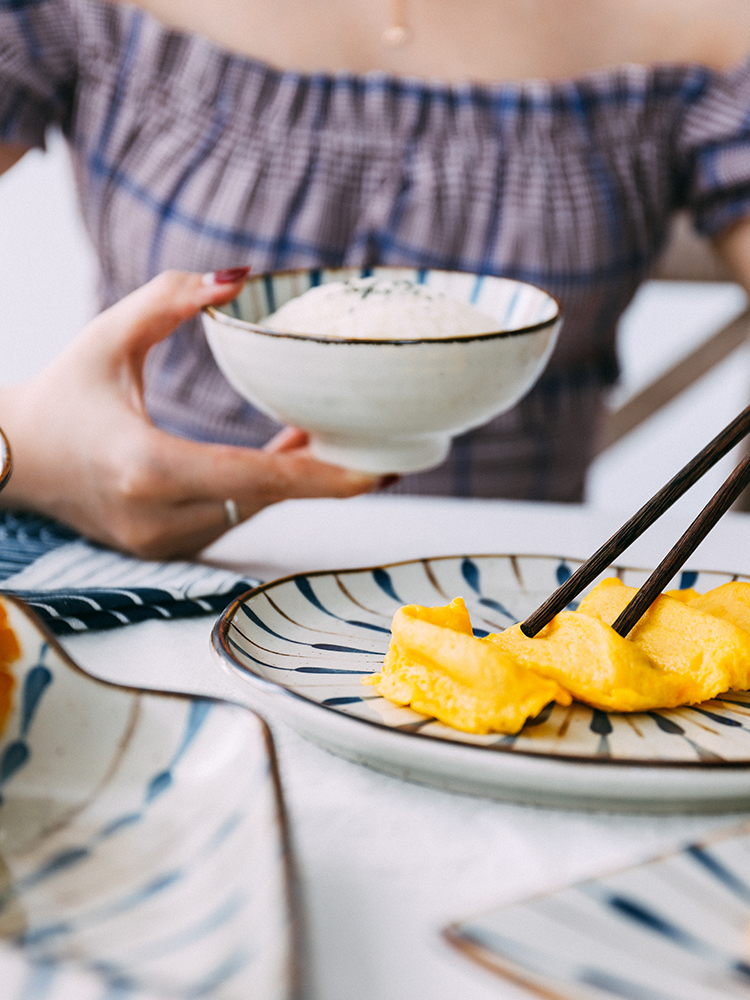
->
[309,434,451,474]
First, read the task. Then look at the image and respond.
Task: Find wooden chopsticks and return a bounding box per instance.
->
[520,403,750,639]
[610,450,750,636]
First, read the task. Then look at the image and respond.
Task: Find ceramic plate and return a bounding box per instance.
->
[0,594,303,1000]
[214,554,750,812]
[445,821,750,1000]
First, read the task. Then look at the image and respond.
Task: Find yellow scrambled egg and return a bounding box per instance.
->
[364,579,750,734]
[363,598,570,734]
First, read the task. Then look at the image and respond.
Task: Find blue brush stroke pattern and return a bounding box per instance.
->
[0,740,29,784]
[679,570,699,590]
[648,712,683,735]
[590,709,613,735]
[687,845,750,905]
[18,801,249,957]
[146,699,212,802]
[604,889,750,979]
[293,576,390,632]
[460,558,517,621]
[0,644,53,802]
[296,666,374,675]
[18,958,57,1000]
[461,558,481,594]
[522,702,555,729]
[605,894,709,955]
[687,706,743,727]
[372,568,402,603]
[227,635,296,672]
[578,967,678,1000]
[646,711,722,761]
[556,560,580,610]
[311,642,380,654]
[21,660,52,735]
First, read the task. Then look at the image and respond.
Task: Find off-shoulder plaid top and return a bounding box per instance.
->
[3,0,750,500]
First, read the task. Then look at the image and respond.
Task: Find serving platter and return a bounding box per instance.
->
[214,554,750,812]
[0,593,302,1000]
[445,820,750,1000]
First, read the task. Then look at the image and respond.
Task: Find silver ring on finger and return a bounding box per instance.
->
[223,498,240,528]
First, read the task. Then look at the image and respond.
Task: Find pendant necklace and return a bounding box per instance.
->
[382,0,411,47]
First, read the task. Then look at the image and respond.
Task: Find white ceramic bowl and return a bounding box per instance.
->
[202,267,562,474]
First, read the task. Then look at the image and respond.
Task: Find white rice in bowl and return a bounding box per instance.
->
[260,277,499,340]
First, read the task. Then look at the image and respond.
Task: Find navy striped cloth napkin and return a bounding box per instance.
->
[0,512,259,635]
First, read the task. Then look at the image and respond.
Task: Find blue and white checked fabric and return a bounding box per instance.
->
[4,0,750,501]
[0,512,258,634]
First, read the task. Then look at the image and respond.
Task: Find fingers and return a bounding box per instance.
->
[81,268,250,366]
[264,426,309,453]
[138,428,378,507]
[83,439,379,559]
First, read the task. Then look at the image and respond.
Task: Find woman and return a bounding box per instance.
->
[2,0,750,555]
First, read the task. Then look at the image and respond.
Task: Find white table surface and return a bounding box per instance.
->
[59,494,750,1000]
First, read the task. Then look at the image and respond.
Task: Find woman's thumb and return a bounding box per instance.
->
[85,268,250,362]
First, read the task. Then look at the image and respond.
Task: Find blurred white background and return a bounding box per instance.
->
[1,128,749,523]
[0,130,97,382]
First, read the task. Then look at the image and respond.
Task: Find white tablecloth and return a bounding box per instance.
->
[60,495,750,1000]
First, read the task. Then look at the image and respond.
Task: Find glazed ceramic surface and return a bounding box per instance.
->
[202,267,561,473]
[0,937,167,1000]
[214,554,750,812]
[0,595,302,1000]
[445,821,750,1000]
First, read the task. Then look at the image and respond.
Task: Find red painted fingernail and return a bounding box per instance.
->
[378,474,401,489]
[205,266,251,285]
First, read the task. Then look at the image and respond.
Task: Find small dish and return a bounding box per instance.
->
[0,428,11,493]
[202,267,561,473]
[445,821,750,1000]
[0,594,303,1000]
[214,554,750,812]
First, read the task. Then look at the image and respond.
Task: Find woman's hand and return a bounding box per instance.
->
[0,270,379,559]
